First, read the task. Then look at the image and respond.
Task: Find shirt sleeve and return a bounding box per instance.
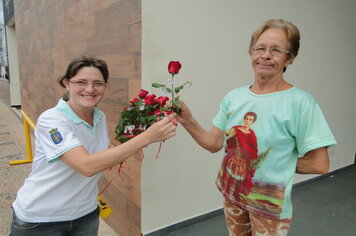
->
[296,102,337,156]
[35,112,82,162]
[212,94,230,131]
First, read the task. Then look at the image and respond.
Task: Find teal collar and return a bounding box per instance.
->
[55,99,104,129]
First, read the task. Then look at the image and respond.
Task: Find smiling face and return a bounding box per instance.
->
[65,66,106,113]
[249,28,295,79]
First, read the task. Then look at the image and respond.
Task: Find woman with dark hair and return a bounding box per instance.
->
[177,19,336,235]
[10,56,177,235]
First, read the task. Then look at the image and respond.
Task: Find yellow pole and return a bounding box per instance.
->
[9,110,35,165]
[20,110,36,130]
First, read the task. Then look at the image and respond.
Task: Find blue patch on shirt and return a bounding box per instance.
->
[49,128,63,144]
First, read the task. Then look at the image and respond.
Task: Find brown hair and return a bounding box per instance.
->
[249,19,300,58]
[57,56,109,100]
[244,112,257,123]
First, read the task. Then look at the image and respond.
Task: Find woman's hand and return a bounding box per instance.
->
[144,114,177,143]
[175,101,194,125]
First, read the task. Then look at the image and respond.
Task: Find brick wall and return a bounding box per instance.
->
[14,0,142,235]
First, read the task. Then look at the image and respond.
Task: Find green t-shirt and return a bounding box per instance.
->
[213,85,336,219]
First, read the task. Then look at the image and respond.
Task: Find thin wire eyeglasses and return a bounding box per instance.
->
[250,47,290,57]
[70,80,106,89]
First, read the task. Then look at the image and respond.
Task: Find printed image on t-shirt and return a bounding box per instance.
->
[216,111,285,219]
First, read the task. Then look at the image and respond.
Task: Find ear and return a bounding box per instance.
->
[286,55,296,66]
[63,79,70,90]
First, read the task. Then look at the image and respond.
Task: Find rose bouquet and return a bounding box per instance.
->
[115,89,171,143]
[115,61,190,143]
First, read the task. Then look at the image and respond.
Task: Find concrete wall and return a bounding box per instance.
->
[14,1,142,235]
[141,0,356,233]
[6,19,21,107]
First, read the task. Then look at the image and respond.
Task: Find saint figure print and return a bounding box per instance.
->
[216,111,286,218]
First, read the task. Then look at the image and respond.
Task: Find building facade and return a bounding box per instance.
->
[10,0,142,235]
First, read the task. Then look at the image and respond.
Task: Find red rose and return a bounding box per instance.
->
[154,110,161,117]
[156,96,169,107]
[130,98,139,104]
[144,94,156,105]
[122,107,128,111]
[168,61,182,75]
[138,89,149,98]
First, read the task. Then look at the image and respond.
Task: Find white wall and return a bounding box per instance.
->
[6,20,21,107]
[141,0,356,233]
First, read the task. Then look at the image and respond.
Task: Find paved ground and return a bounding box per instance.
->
[0,78,117,235]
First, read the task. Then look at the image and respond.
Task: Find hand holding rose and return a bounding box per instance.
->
[174,101,194,125]
[143,114,177,143]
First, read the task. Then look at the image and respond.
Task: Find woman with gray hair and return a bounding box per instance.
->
[177,19,336,235]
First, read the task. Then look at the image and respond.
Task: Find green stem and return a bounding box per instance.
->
[171,74,174,105]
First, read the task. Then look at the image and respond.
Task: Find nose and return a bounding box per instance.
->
[84,83,95,92]
[261,49,272,58]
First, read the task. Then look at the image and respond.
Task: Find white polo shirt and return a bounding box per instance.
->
[13,99,110,222]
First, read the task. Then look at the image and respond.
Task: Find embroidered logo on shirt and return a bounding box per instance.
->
[49,128,63,144]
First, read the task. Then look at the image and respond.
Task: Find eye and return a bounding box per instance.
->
[271,48,282,53]
[255,47,266,52]
[76,81,87,86]
[93,82,105,87]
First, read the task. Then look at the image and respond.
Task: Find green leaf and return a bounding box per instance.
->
[152,83,166,88]
[139,116,146,124]
[117,136,130,143]
[162,87,172,93]
[174,85,184,93]
[174,82,192,93]
[172,97,180,109]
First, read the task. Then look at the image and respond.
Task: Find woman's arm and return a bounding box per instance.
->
[61,115,177,177]
[177,101,224,153]
[296,147,330,174]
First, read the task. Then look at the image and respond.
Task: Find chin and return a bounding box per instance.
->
[255,71,273,78]
[80,99,100,109]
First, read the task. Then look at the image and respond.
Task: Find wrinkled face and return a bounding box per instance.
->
[65,66,106,112]
[249,28,294,79]
[243,115,255,128]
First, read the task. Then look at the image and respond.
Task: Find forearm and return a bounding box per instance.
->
[88,132,152,175]
[296,147,329,174]
[67,132,152,177]
[181,117,223,153]
[62,115,177,176]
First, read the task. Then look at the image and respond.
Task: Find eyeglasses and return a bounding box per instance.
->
[70,80,106,89]
[250,47,290,57]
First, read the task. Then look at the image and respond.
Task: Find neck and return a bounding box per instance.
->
[250,76,292,94]
[67,101,94,125]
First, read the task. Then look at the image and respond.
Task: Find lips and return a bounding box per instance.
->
[257,61,273,67]
[81,94,96,99]
[80,94,99,102]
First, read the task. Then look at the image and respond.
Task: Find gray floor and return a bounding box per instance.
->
[167,167,356,236]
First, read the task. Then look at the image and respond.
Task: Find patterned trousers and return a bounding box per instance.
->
[223,199,292,236]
